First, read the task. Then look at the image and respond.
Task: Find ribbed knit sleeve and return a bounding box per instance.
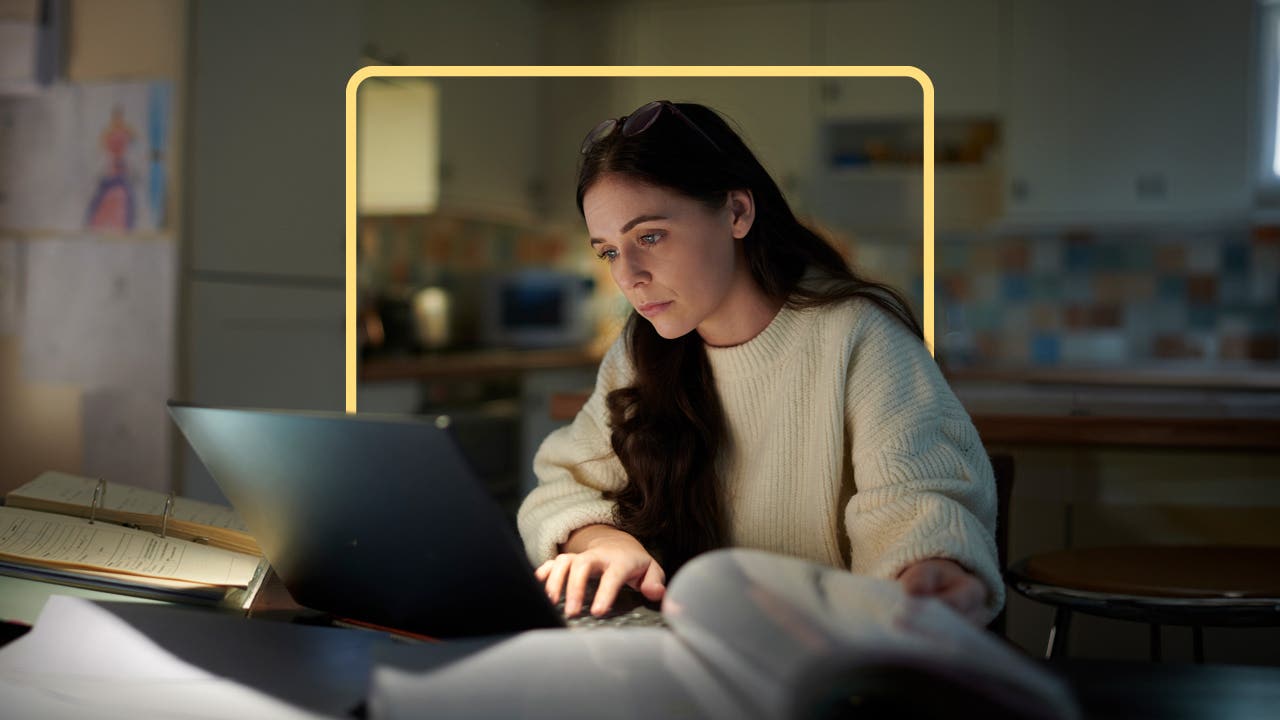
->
[516,337,631,565]
[841,302,1005,623]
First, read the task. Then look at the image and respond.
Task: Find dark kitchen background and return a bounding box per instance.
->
[1,0,1277,664]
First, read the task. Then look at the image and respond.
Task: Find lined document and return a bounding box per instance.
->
[0,507,258,586]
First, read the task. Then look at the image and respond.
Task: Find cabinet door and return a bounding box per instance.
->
[1002,0,1251,223]
[435,77,541,221]
[610,1,819,212]
[188,0,361,279]
[182,280,344,501]
[818,0,1002,118]
[363,0,543,221]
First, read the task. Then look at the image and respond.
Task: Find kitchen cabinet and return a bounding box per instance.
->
[182,0,360,500]
[816,0,1003,119]
[608,1,819,213]
[183,280,344,501]
[1000,0,1253,224]
[187,0,360,279]
[363,0,544,221]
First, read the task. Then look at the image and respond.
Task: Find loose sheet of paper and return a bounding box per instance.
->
[81,390,172,494]
[0,596,327,719]
[20,236,174,392]
[371,628,756,720]
[0,506,257,586]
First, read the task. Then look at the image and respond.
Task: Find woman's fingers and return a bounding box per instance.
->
[591,565,629,616]
[563,555,602,617]
[543,553,575,604]
[939,575,988,621]
[638,560,667,601]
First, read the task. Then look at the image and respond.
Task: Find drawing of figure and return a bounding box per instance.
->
[85,105,137,231]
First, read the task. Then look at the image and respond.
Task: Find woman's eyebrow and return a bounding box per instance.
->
[589,214,669,245]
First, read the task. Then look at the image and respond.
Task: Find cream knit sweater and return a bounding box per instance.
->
[516,296,1005,621]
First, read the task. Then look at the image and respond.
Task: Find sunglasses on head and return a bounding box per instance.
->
[579,100,723,155]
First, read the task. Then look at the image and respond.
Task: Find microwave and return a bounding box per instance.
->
[480,270,595,349]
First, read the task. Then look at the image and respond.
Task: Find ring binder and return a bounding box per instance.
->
[160,493,175,539]
[87,479,107,524]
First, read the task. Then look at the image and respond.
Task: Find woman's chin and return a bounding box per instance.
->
[646,317,694,340]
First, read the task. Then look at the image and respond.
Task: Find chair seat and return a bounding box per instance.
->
[1016,545,1280,599]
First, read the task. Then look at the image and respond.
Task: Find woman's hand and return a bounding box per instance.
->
[534,524,666,617]
[896,558,988,624]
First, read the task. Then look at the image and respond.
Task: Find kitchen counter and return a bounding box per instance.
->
[547,380,1280,451]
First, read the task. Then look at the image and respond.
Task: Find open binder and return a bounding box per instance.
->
[0,472,267,609]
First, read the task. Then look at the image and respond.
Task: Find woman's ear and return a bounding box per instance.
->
[727,189,755,240]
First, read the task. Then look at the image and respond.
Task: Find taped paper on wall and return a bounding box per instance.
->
[0,80,170,233]
[21,236,174,393]
[81,389,171,493]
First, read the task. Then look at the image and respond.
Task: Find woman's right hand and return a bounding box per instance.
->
[534,524,666,617]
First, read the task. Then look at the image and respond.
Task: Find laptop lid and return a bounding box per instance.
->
[167,401,564,638]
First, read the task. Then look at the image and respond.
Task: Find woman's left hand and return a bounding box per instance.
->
[896,558,988,624]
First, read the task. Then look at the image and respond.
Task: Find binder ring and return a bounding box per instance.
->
[88,478,107,524]
[160,492,175,539]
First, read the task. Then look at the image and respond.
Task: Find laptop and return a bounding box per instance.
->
[167,401,571,639]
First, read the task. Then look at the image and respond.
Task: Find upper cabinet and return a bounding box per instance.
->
[608,1,819,213]
[363,0,543,222]
[189,0,362,279]
[817,0,1002,119]
[1000,0,1253,224]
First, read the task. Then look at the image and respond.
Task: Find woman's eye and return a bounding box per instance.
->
[638,232,662,246]
[596,248,619,262]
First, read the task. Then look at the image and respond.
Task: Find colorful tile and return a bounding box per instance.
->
[1188,303,1217,331]
[1186,274,1218,304]
[1030,333,1061,365]
[1156,275,1186,302]
[1093,273,1130,304]
[1187,241,1220,272]
[1030,237,1062,273]
[1000,274,1030,302]
[1030,302,1061,331]
[1154,243,1186,272]
[1065,242,1095,272]
[1221,242,1250,274]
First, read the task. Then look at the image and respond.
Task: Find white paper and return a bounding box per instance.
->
[0,81,169,233]
[371,629,755,720]
[0,596,326,719]
[20,236,174,392]
[0,89,81,230]
[664,549,1080,720]
[80,391,173,494]
[0,21,38,88]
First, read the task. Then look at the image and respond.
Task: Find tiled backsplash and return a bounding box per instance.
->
[853,225,1280,369]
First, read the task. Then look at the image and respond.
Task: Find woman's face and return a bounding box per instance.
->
[583,173,756,343]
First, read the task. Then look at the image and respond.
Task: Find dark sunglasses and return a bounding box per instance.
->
[579,100,722,155]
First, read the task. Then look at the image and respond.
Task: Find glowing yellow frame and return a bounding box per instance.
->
[345,66,935,413]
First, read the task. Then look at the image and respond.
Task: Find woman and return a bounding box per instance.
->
[517,100,1002,625]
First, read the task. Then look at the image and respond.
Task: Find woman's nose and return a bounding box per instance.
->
[614,251,650,289]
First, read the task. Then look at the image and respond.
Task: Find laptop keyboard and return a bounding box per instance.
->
[555,581,668,629]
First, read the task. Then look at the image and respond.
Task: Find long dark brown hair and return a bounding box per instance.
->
[577,101,923,574]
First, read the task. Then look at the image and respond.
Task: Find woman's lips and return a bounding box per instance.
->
[637,301,672,318]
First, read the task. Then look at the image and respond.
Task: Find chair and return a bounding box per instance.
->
[1008,545,1280,662]
[987,453,1014,637]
